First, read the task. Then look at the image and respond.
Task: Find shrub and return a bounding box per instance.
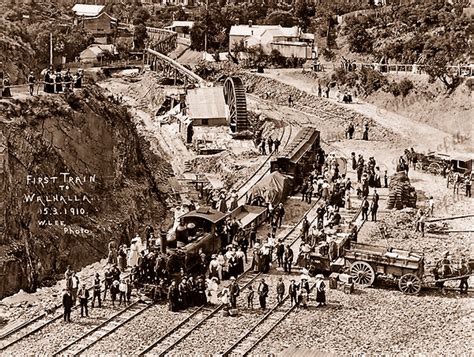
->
[388,81,400,97]
[398,79,414,97]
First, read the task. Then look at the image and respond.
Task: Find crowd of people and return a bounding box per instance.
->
[1,68,84,99]
[42,67,83,94]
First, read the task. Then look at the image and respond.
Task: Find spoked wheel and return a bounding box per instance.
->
[350,261,375,286]
[428,162,442,175]
[398,273,422,294]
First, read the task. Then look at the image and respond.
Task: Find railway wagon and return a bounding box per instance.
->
[270,127,321,187]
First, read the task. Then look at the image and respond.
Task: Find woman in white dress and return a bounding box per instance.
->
[128,241,139,267]
[205,277,220,305]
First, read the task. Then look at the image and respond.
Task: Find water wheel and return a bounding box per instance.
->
[223,77,248,132]
[350,261,375,286]
[398,273,422,294]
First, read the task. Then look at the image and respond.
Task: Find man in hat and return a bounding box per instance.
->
[28,71,36,95]
[78,283,89,317]
[91,273,101,308]
[275,203,285,228]
[459,256,470,294]
[229,276,240,309]
[283,245,294,273]
[168,281,179,312]
[62,289,73,322]
[257,278,269,310]
[276,239,285,268]
[288,279,298,306]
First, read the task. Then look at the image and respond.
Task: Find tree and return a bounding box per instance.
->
[264,11,296,27]
[134,24,148,50]
[422,34,467,92]
[133,7,150,25]
[294,0,310,32]
[347,24,373,54]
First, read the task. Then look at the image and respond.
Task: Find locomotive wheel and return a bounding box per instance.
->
[350,261,375,286]
[398,273,422,294]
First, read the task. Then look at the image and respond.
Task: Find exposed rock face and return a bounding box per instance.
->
[0,86,171,298]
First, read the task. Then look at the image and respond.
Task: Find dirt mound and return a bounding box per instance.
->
[240,73,398,142]
[368,75,473,146]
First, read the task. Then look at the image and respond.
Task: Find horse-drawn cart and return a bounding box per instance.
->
[345,243,425,294]
[345,243,473,294]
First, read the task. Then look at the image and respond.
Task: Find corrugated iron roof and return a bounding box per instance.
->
[186,87,226,120]
[72,4,104,17]
[230,25,298,37]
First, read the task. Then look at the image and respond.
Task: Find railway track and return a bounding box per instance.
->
[0,272,131,352]
[222,281,317,357]
[222,197,364,356]
[233,125,293,206]
[51,301,152,356]
[139,198,323,356]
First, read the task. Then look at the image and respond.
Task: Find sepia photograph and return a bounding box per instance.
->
[0,0,472,355]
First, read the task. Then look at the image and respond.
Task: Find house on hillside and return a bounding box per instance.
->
[72,4,105,17]
[83,12,118,36]
[73,4,117,43]
[79,44,117,63]
[165,21,194,36]
[229,23,314,59]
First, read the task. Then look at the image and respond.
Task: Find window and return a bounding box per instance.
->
[202,119,209,125]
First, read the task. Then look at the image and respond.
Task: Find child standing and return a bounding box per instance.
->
[247,285,255,309]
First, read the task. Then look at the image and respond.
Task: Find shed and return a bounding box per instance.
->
[186,87,227,126]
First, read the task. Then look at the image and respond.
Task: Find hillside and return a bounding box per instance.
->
[0,86,172,298]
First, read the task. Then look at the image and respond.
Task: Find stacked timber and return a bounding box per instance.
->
[387,172,417,209]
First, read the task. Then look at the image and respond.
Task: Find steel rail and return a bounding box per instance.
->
[0,272,131,351]
[51,300,151,356]
[139,197,321,356]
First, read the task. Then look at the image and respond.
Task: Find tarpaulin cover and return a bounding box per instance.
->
[249,172,291,205]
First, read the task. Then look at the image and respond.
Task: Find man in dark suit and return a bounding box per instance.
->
[257,278,269,310]
[288,280,299,306]
[62,289,73,322]
[283,245,294,273]
[229,277,240,309]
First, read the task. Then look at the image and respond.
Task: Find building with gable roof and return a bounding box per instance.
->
[229,22,314,59]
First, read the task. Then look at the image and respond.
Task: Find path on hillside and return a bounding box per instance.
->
[259,69,467,155]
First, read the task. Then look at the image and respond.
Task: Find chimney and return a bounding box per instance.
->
[235,17,240,25]
[248,20,252,28]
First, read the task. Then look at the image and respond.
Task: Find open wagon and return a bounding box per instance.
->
[414,152,449,176]
[344,243,425,294]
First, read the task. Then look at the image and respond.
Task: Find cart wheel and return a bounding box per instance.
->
[350,261,375,286]
[428,162,442,175]
[398,273,422,294]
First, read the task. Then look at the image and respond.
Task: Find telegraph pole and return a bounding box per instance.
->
[50,32,53,67]
[204,0,208,53]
